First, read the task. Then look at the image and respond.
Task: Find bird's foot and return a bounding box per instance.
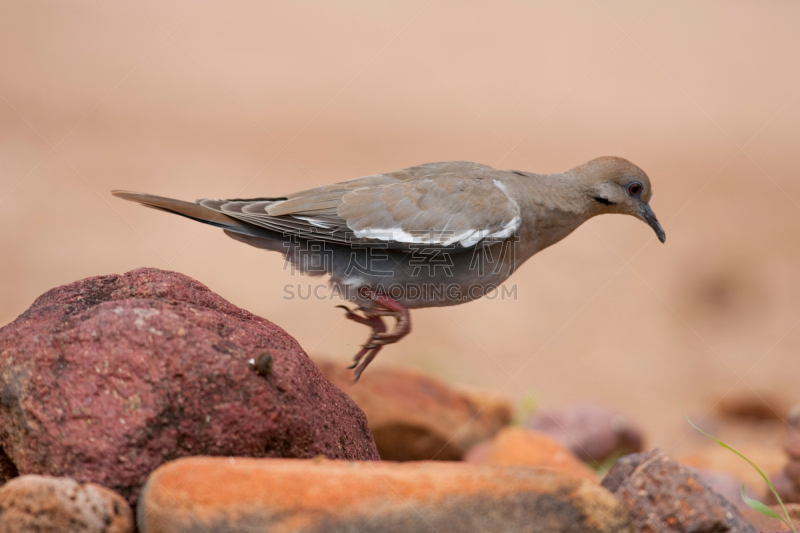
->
[338,304,387,381]
[347,343,384,382]
[336,291,412,382]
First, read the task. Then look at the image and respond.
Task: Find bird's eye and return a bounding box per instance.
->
[627,182,643,197]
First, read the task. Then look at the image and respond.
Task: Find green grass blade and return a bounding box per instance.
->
[681,406,797,533]
[513,393,538,426]
[742,485,784,520]
[591,450,625,479]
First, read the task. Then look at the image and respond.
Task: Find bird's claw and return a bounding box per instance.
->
[339,292,411,382]
[336,304,360,319]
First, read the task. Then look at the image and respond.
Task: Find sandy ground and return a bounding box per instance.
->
[1,1,799,453]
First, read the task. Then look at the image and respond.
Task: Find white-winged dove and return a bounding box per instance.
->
[114,156,665,380]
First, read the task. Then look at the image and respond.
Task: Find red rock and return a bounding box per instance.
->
[0,475,133,533]
[138,457,632,533]
[602,449,756,533]
[463,427,598,483]
[0,268,378,507]
[527,402,643,464]
[318,361,512,460]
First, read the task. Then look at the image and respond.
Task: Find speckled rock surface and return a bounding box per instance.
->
[318,361,512,461]
[138,457,631,533]
[0,268,378,507]
[602,449,756,532]
[0,475,133,533]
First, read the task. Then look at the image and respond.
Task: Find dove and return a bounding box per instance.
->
[114,156,665,380]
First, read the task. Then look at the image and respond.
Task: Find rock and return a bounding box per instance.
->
[764,408,800,504]
[782,426,800,496]
[693,468,761,509]
[715,393,788,422]
[317,361,512,460]
[138,456,632,533]
[740,502,800,532]
[769,471,800,505]
[463,427,598,483]
[602,449,756,532]
[787,404,800,429]
[526,402,643,464]
[783,460,800,491]
[785,431,800,459]
[0,268,378,508]
[0,475,133,533]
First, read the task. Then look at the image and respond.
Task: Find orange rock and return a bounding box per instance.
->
[0,475,133,533]
[138,457,631,533]
[85,483,134,533]
[317,361,512,460]
[464,427,599,483]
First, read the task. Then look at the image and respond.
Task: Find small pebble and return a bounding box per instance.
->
[255,351,273,378]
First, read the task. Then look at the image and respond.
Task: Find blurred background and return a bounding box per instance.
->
[1,1,798,453]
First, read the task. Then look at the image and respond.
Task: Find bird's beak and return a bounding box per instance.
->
[640,203,666,243]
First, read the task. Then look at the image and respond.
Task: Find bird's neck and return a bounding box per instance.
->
[515,171,595,217]
[510,172,597,255]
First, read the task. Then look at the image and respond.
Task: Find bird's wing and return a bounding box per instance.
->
[200,162,522,250]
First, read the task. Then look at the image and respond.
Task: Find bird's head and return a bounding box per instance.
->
[576,156,666,243]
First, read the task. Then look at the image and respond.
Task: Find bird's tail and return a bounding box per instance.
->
[111,191,273,239]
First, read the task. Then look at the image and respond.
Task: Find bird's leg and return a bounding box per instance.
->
[361,295,411,346]
[336,305,386,382]
[336,289,412,381]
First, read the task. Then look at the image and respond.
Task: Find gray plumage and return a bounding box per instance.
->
[113,156,665,379]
